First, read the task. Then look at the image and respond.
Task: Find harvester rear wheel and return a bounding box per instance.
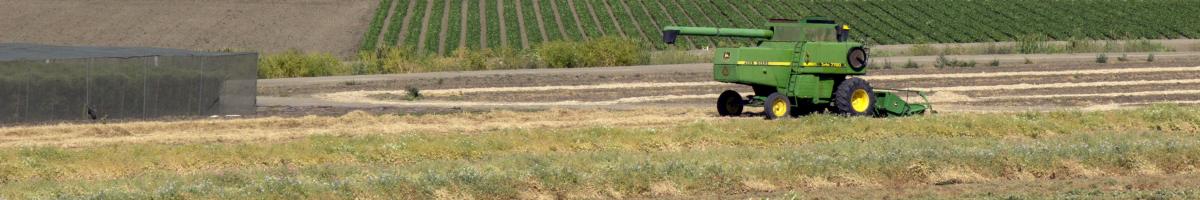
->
[833,77,876,116]
[763,92,791,120]
[717,90,744,117]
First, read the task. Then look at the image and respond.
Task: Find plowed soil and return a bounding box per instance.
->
[0,0,375,57]
[259,54,1200,116]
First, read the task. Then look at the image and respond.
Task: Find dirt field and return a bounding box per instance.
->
[0,0,374,57]
[258,53,1200,116]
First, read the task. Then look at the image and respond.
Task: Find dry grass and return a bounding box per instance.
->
[1,105,1199,199]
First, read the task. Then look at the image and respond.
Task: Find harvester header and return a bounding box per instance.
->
[662,27,773,44]
[662,17,930,119]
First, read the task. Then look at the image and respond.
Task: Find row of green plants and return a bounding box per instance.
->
[365,0,1200,54]
[259,37,705,78]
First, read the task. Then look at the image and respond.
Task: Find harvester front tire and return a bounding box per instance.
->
[717,90,744,117]
[763,92,791,120]
[833,77,876,116]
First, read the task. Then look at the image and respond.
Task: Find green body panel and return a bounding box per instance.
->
[667,17,928,116]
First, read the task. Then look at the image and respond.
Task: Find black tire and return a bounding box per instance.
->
[848,48,868,71]
[763,92,791,120]
[716,90,744,117]
[833,77,876,116]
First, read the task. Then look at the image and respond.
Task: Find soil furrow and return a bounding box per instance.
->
[599,0,625,37]
[395,0,418,46]
[458,0,469,49]
[565,0,589,39]
[652,1,693,46]
[415,0,434,51]
[669,0,713,47]
[478,0,488,49]
[531,0,550,42]
[547,0,570,40]
[867,66,1200,81]
[583,0,605,35]
[373,0,401,50]
[436,0,451,54]
[514,0,530,48]
[496,0,508,48]
[615,0,647,41]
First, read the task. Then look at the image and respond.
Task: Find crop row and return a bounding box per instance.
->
[365,0,1200,55]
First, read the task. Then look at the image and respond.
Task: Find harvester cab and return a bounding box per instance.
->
[662,17,931,119]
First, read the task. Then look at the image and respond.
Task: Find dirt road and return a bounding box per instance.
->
[258,52,1200,116]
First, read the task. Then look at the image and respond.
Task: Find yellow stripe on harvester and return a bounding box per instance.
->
[736,61,792,66]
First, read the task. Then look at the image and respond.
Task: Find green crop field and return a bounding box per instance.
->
[363,0,1200,55]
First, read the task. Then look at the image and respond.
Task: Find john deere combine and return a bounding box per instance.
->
[663,17,929,119]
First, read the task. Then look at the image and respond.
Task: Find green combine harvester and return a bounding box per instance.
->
[663,17,930,119]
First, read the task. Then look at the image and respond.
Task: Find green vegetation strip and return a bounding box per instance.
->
[4,105,1200,199]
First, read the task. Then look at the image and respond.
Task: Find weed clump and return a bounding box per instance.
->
[258,49,347,78]
[1096,54,1108,63]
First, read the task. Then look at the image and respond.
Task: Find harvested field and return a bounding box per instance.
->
[256,57,1200,114]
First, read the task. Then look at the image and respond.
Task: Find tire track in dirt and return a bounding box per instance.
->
[547,0,571,40]
[458,0,469,49]
[615,0,647,41]
[865,66,1200,81]
[531,0,550,42]
[436,0,451,54]
[415,0,435,51]
[478,0,488,49]
[373,0,401,50]
[395,0,418,46]
[496,0,509,48]
[910,79,1200,92]
[514,0,530,49]
[565,0,589,39]
[599,0,625,37]
[583,0,605,35]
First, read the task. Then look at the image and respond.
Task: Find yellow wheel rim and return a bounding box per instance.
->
[851,89,870,112]
[771,98,788,117]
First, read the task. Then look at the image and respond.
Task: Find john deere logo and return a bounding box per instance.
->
[721,66,731,76]
[723,52,730,60]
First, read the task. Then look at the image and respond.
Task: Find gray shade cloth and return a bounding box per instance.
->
[0,43,257,123]
[0,43,239,61]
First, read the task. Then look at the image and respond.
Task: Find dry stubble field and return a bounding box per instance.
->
[4,58,1200,199]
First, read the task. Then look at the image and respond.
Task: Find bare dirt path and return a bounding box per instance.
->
[615,0,648,41]
[436,0,451,54]
[495,0,509,48]
[564,0,589,39]
[394,0,418,47]
[599,0,625,37]
[548,0,571,40]
[457,1,469,49]
[530,0,550,42]
[414,0,435,51]
[373,0,401,51]
[513,0,531,49]
[583,0,605,35]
